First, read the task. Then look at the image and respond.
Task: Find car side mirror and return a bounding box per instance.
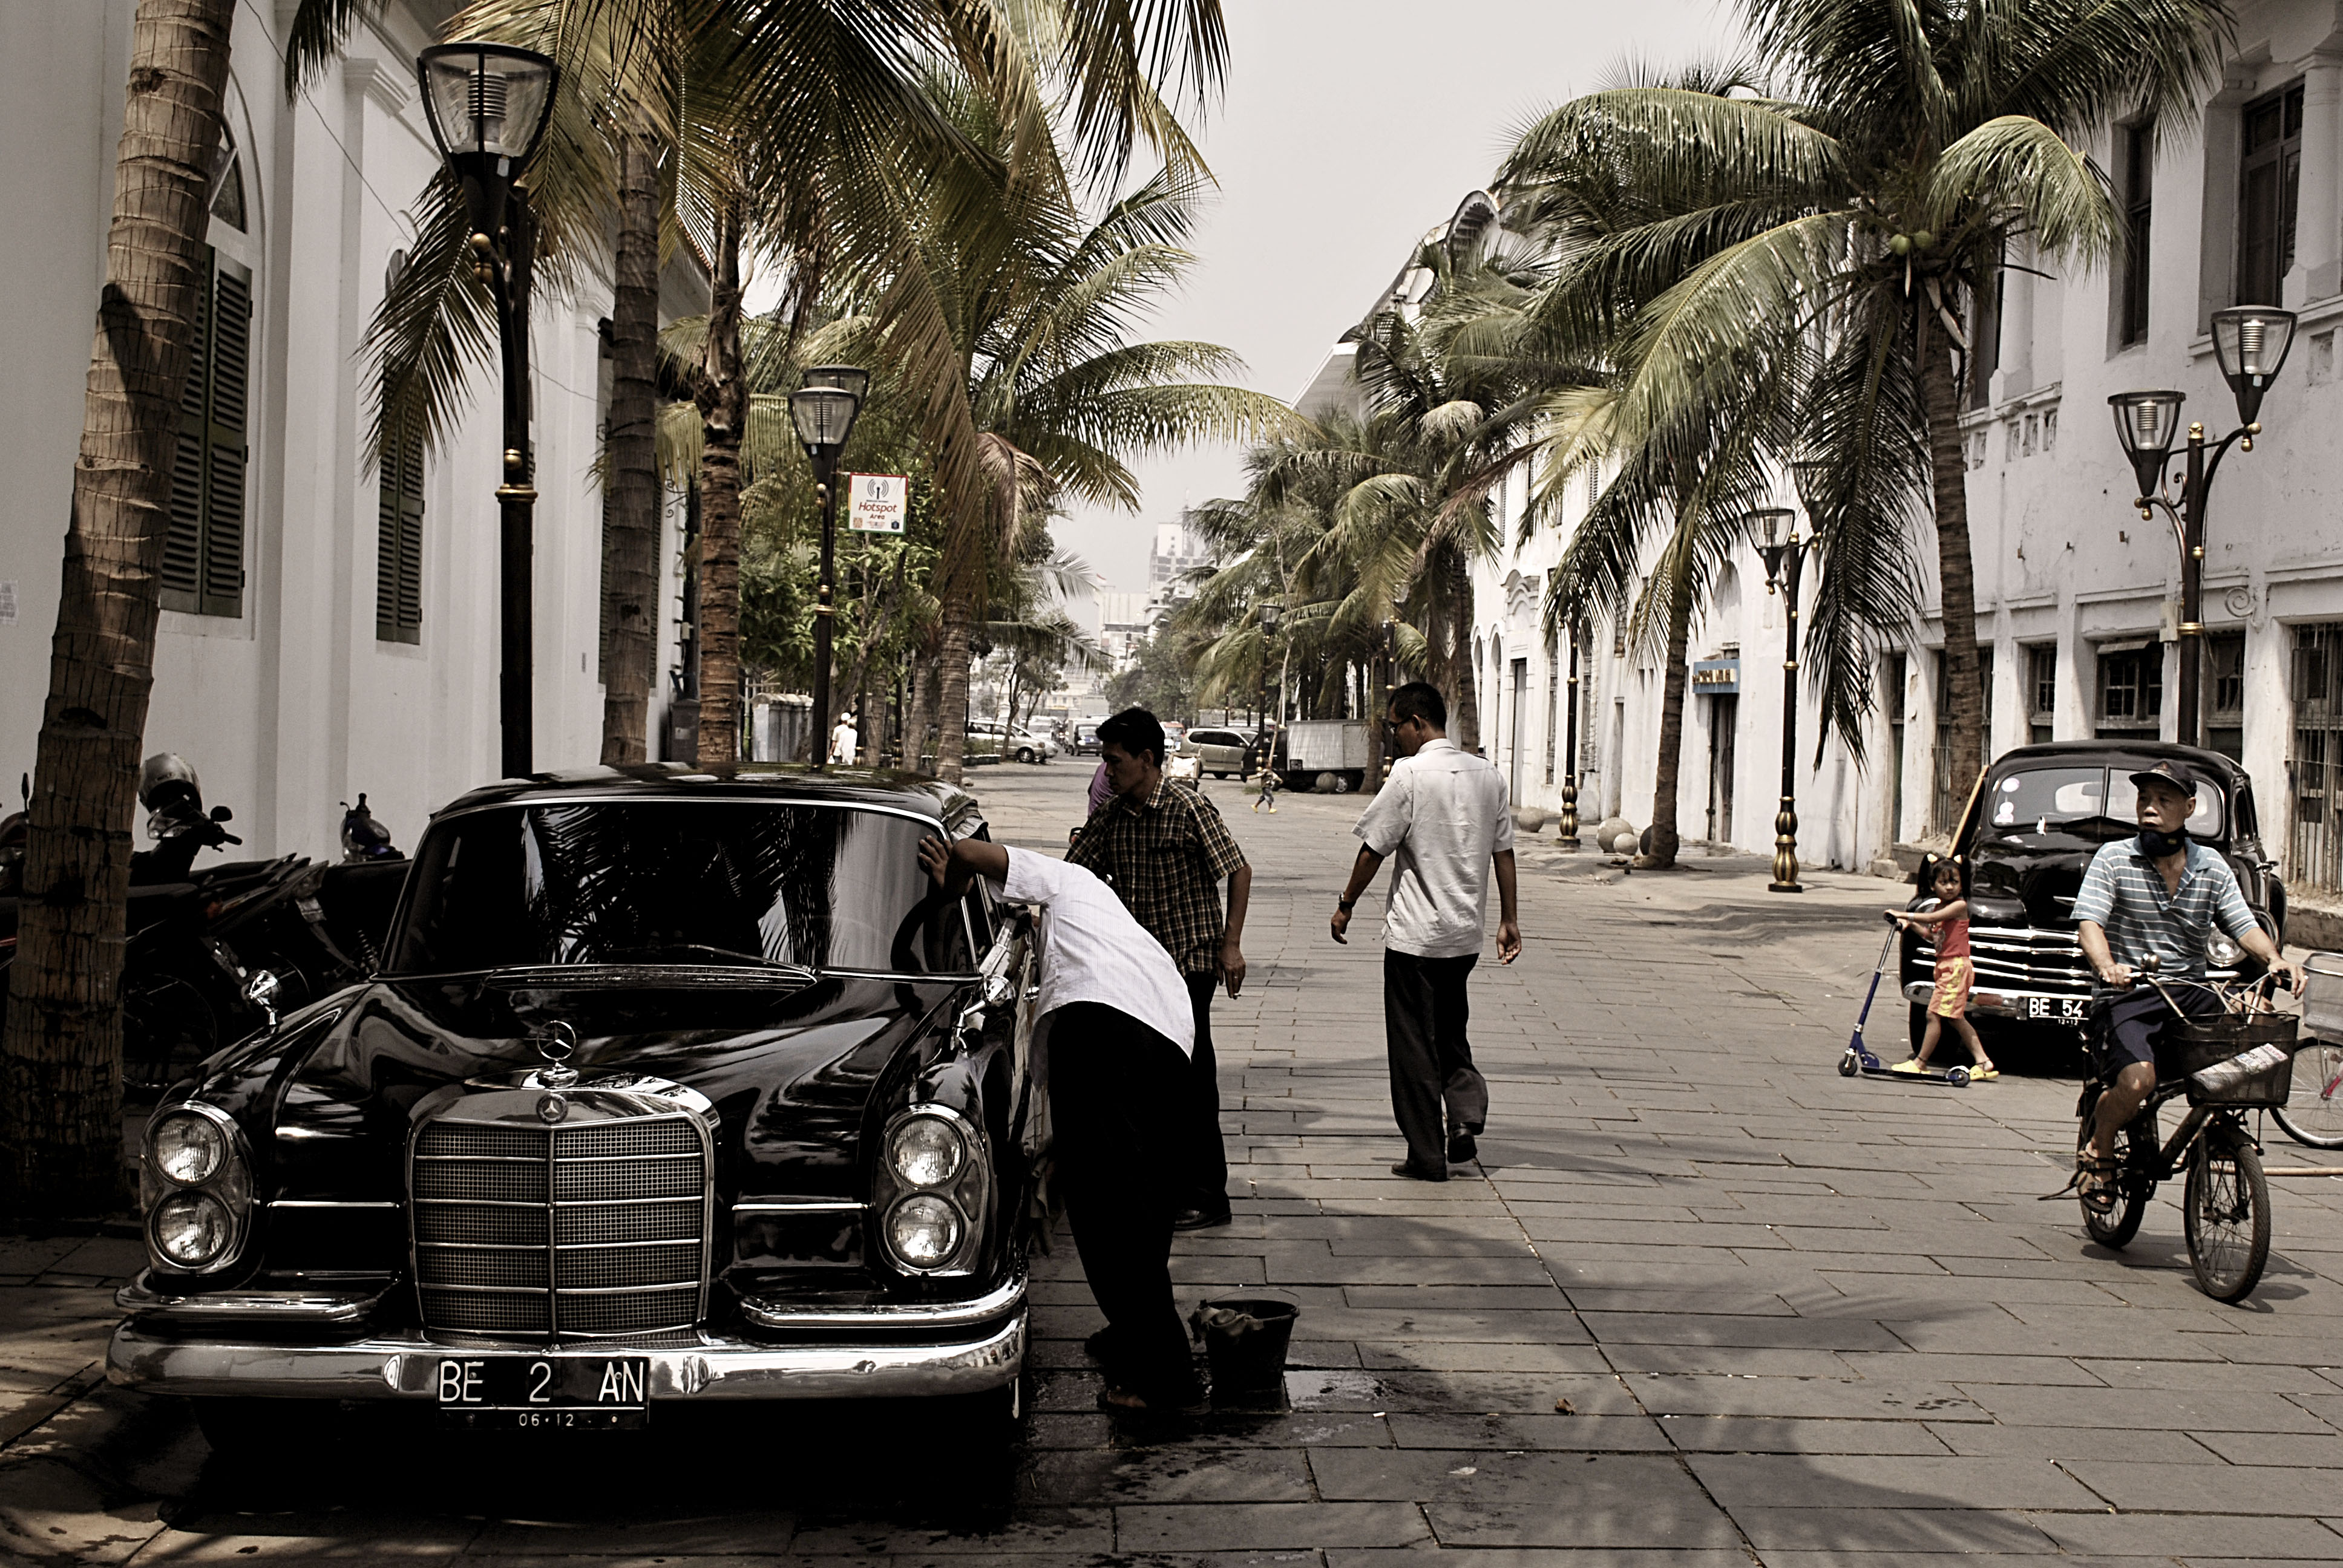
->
[211,805,233,823]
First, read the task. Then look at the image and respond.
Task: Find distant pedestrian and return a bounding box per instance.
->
[1890,855,1996,1080]
[1070,708,1252,1230]
[1331,682,1520,1181]
[830,711,859,767]
[1252,765,1277,814]
[916,833,1202,1415]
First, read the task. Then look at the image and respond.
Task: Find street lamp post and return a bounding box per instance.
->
[1378,618,1398,789]
[418,42,559,779]
[2108,305,2295,748]
[1550,566,1579,850]
[1752,503,1810,894]
[790,367,868,769]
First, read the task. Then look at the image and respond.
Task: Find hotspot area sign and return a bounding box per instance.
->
[847,473,909,534]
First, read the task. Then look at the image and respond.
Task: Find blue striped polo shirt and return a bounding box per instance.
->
[2070,837,2258,993]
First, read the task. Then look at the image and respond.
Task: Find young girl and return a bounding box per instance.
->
[1888,855,1997,1080]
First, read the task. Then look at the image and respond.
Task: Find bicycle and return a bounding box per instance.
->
[2068,958,2306,1303]
[2272,952,2343,1149]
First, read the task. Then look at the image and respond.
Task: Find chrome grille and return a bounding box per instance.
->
[556,1200,700,1245]
[412,1108,711,1342]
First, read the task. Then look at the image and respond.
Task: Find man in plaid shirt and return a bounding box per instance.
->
[1071,708,1253,1230]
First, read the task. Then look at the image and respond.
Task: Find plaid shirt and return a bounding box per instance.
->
[1069,776,1248,975]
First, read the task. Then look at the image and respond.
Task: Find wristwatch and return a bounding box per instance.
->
[1336,897,1356,912]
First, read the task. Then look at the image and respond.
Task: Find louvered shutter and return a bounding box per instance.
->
[376,422,424,643]
[160,252,212,612]
[200,263,250,617]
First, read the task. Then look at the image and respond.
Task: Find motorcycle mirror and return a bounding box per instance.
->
[210,805,233,822]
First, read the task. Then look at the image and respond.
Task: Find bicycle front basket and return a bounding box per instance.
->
[2304,952,2343,1041]
[2169,1012,2301,1106]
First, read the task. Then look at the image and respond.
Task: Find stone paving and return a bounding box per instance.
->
[5,759,2343,1563]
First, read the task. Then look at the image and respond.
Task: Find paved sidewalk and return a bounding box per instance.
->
[5,760,2343,1564]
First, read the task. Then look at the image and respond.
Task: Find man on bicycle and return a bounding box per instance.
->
[2074,759,2301,1209]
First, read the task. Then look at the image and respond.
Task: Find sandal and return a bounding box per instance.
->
[2074,1152,2120,1215]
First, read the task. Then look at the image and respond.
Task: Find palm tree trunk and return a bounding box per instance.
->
[1916,309,1984,808]
[1642,580,1695,869]
[1450,551,1480,751]
[905,637,937,774]
[598,132,661,766]
[693,197,747,768]
[5,0,236,1212]
[935,591,974,783]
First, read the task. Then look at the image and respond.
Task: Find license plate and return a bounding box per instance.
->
[2022,996,2088,1024]
[435,1356,650,1429]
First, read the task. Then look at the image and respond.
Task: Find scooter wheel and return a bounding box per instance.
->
[1946,1067,1971,1087]
[1837,1051,1859,1077]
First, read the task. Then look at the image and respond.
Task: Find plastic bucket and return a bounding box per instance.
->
[1190,1296,1299,1393]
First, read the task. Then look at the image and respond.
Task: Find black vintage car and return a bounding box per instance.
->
[107,768,1043,1442]
[1898,741,2286,1047]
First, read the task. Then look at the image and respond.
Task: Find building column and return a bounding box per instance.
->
[2289,53,2343,305]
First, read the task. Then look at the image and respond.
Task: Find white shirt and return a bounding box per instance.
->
[830,722,857,765]
[1352,738,1515,958]
[990,846,1194,1055]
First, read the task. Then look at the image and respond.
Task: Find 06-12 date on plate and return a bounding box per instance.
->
[437,1356,651,1429]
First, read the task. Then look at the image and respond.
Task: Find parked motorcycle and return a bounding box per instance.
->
[0,758,410,1093]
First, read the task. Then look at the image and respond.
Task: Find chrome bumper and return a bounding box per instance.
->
[1902,979,2088,1022]
[107,1310,1024,1402]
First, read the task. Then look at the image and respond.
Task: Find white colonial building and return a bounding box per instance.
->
[0,1,700,863]
[1307,5,2343,933]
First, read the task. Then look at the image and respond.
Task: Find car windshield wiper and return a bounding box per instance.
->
[598,944,817,977]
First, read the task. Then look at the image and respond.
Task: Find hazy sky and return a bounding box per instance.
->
[1057,0,1729,592]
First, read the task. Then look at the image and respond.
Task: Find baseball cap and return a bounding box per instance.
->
[2128,758,2198,797]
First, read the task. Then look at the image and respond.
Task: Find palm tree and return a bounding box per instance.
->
[859,109,1287,782]
[1494,1,2234,803]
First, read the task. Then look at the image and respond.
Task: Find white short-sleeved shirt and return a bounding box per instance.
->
[990,846,1194,1055]
[1352,739,1515,959]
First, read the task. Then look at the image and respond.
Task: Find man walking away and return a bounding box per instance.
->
[917,833,1204,1414]
[830,710,859,767]
[1331,681,1521,1181]
[1071,708,1251,1230]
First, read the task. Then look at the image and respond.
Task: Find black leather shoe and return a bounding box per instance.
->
[1173,1203,1233,1231]
[1390,1161,1448,1182]
[1447,1132,1478,1165]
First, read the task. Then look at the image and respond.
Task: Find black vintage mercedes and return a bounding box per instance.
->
[1898,741,2286,1047]
[106,768,1043,1442]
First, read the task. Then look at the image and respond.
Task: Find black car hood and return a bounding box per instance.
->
[264,972,963,1206]
[1966,835,2096,928]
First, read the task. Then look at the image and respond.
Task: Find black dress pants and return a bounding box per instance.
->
[1383,949,1489,1174]
[1184,971,1231,1210]
[1048,1002,1201,1405]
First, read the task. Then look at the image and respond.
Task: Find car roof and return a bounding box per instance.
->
[1988,740,2251,791]
[432,764,981,825]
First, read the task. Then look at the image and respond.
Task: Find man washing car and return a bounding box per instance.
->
[2073,758,2302,1210]
[917,831,1203,1415]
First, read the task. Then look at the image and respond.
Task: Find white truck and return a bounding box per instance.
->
[1280,719,1375,794]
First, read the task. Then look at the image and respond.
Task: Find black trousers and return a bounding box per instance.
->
[1184,971,1231,1209]
[1048,1002,1201,1405]
[1384,949,1489,1174]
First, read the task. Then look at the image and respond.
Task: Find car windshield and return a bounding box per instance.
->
[1983,766,2223,839]
[389,802,973,976]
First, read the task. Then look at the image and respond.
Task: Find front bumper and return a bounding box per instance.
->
[108,1312,1024,1403]
[1903,979,2090,1025]
[108,1272,1027,1403]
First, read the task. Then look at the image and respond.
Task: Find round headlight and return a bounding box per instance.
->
[151,1111,227,1186]
[885,1194,964,1268]
[2209,932,2244,967]
[151,1190,234,1268]
[890,1116,965,1188]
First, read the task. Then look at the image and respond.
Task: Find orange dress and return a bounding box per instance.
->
[1930,916,1971,1019]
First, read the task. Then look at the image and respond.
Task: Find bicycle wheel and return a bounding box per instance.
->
[2273,1039,2343,1149]
[2184,1122,2271,1302]
[2076,1090,2149,1249]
